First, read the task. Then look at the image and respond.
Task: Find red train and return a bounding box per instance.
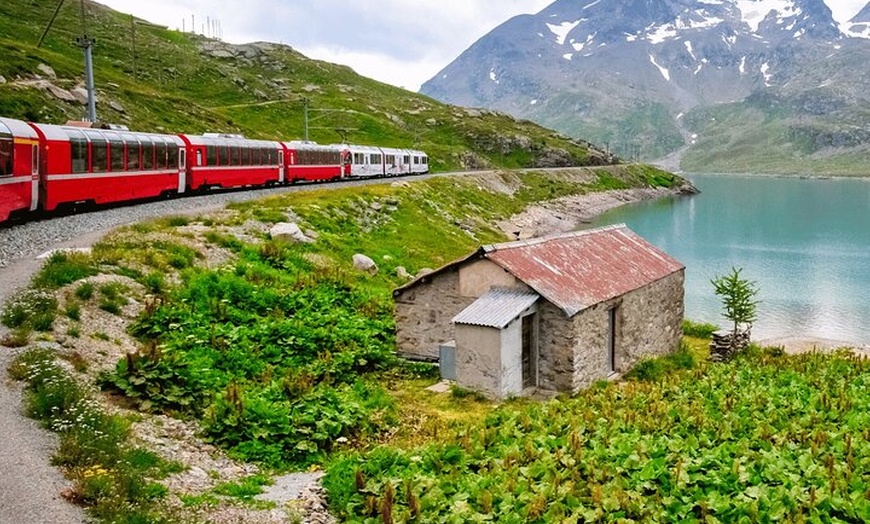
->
[0,116,429,223]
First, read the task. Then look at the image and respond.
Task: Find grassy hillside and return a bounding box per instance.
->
[0,0,612,172]
[680,95,870,176]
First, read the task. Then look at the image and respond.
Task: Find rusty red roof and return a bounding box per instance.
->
[483,224,684,317]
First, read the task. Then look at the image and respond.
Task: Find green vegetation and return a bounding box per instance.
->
[0,0,610,171]
[682,319,719,339]
[325,349,870,522]
[23,168,853,524]
[711,267,759,336]
[8,348,181,522]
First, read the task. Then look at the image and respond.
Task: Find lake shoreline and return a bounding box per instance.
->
[496,185,694,239]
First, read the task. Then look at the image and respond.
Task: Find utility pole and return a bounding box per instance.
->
[76,0,97,122]
[303,98,310,142]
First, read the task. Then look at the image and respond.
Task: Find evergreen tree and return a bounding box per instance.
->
[711,267,759,337]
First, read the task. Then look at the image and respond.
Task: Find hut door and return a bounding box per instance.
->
[522,314,536,388]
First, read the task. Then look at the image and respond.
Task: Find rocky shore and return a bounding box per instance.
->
[497,184,696,239]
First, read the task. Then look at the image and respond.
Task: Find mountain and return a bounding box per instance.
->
[0,0,615,173]
[421,0,870,175]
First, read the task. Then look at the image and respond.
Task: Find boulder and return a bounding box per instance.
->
[45,84,76,103]
[270,222,313,243]
[109,101,126,114]
[37,63,57,79]
[0,75,6,84]
[71,87,89,105]
[396,266,412,279]
[352,254,378,276]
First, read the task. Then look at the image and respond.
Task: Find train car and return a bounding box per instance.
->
[342,145,388,178]
[282,141,345,182]
[0,117,39,222]
[28,123,186,212]
[180,134,283,190]
[379,147,413,176]
[408,149,429,174]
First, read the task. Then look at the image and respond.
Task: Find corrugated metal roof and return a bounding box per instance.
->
[452,288,539,329]
[483,224,684,317]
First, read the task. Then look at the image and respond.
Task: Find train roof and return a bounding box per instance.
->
[0,117,38,139]
[30,122,184,145]
[181,134,281,148]
[281,141,342,151]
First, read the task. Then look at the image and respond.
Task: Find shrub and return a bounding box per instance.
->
[32,251,97,289]
[65,303,81,321]
[681,319,719,339]
[1,289,58,331]
[75,281,95,300]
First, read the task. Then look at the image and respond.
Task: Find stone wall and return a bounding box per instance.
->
[394,268,473,360]
[536,300,576,392]
[571,270,685,391]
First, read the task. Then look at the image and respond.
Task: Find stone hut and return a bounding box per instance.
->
[393,224,685,398]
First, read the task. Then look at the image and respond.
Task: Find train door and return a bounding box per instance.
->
[178,147,187,194]
[278,149,285,183]
[30,143,39,210]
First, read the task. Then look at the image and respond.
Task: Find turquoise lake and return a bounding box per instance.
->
[588,174,870,344]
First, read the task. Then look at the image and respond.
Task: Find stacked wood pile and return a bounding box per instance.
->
[710,329,751,362]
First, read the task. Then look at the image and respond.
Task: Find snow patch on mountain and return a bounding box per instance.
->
[489,69,500,85]
[736,0,799,32]
[649,54,671,81]
[547,20,582,46]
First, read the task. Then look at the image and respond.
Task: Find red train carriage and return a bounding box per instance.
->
[0,117,39,222]
[28,123,186,212]
[181,134,283,190]
[282,141,346,182]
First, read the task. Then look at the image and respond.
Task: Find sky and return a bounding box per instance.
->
[97,0,868,92]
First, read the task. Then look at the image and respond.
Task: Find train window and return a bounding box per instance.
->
[403,155,410,164]
[92,141,108,173]
[142,141,155,170]
[370,154,381,164]
[385,154,395,165]
[269,148,278,165]
[109,140,124,171]
[353,153,364,164]
[206,146,217,166]
[0,133,12,177]
[70,137,88,173]
[423,157,428,165]
[156,143,168,169]
[230,146,239,166]
[126,142,140,171]
[218,145,230,166]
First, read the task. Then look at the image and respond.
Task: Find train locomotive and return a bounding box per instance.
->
[0,116,428,223]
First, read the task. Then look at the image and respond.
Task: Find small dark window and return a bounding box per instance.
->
[70,137,88,173]
[156,143,169,169]
[141,138,155,170]
[403,155,410,164]
[206,145,217,166]
[110,140,124,171]
[122,136,141,171]
[92,140,108,173]
[0,133,13,177]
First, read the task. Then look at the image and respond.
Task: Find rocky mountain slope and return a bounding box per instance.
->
[0,0,614,172]
[421,0,870,175]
